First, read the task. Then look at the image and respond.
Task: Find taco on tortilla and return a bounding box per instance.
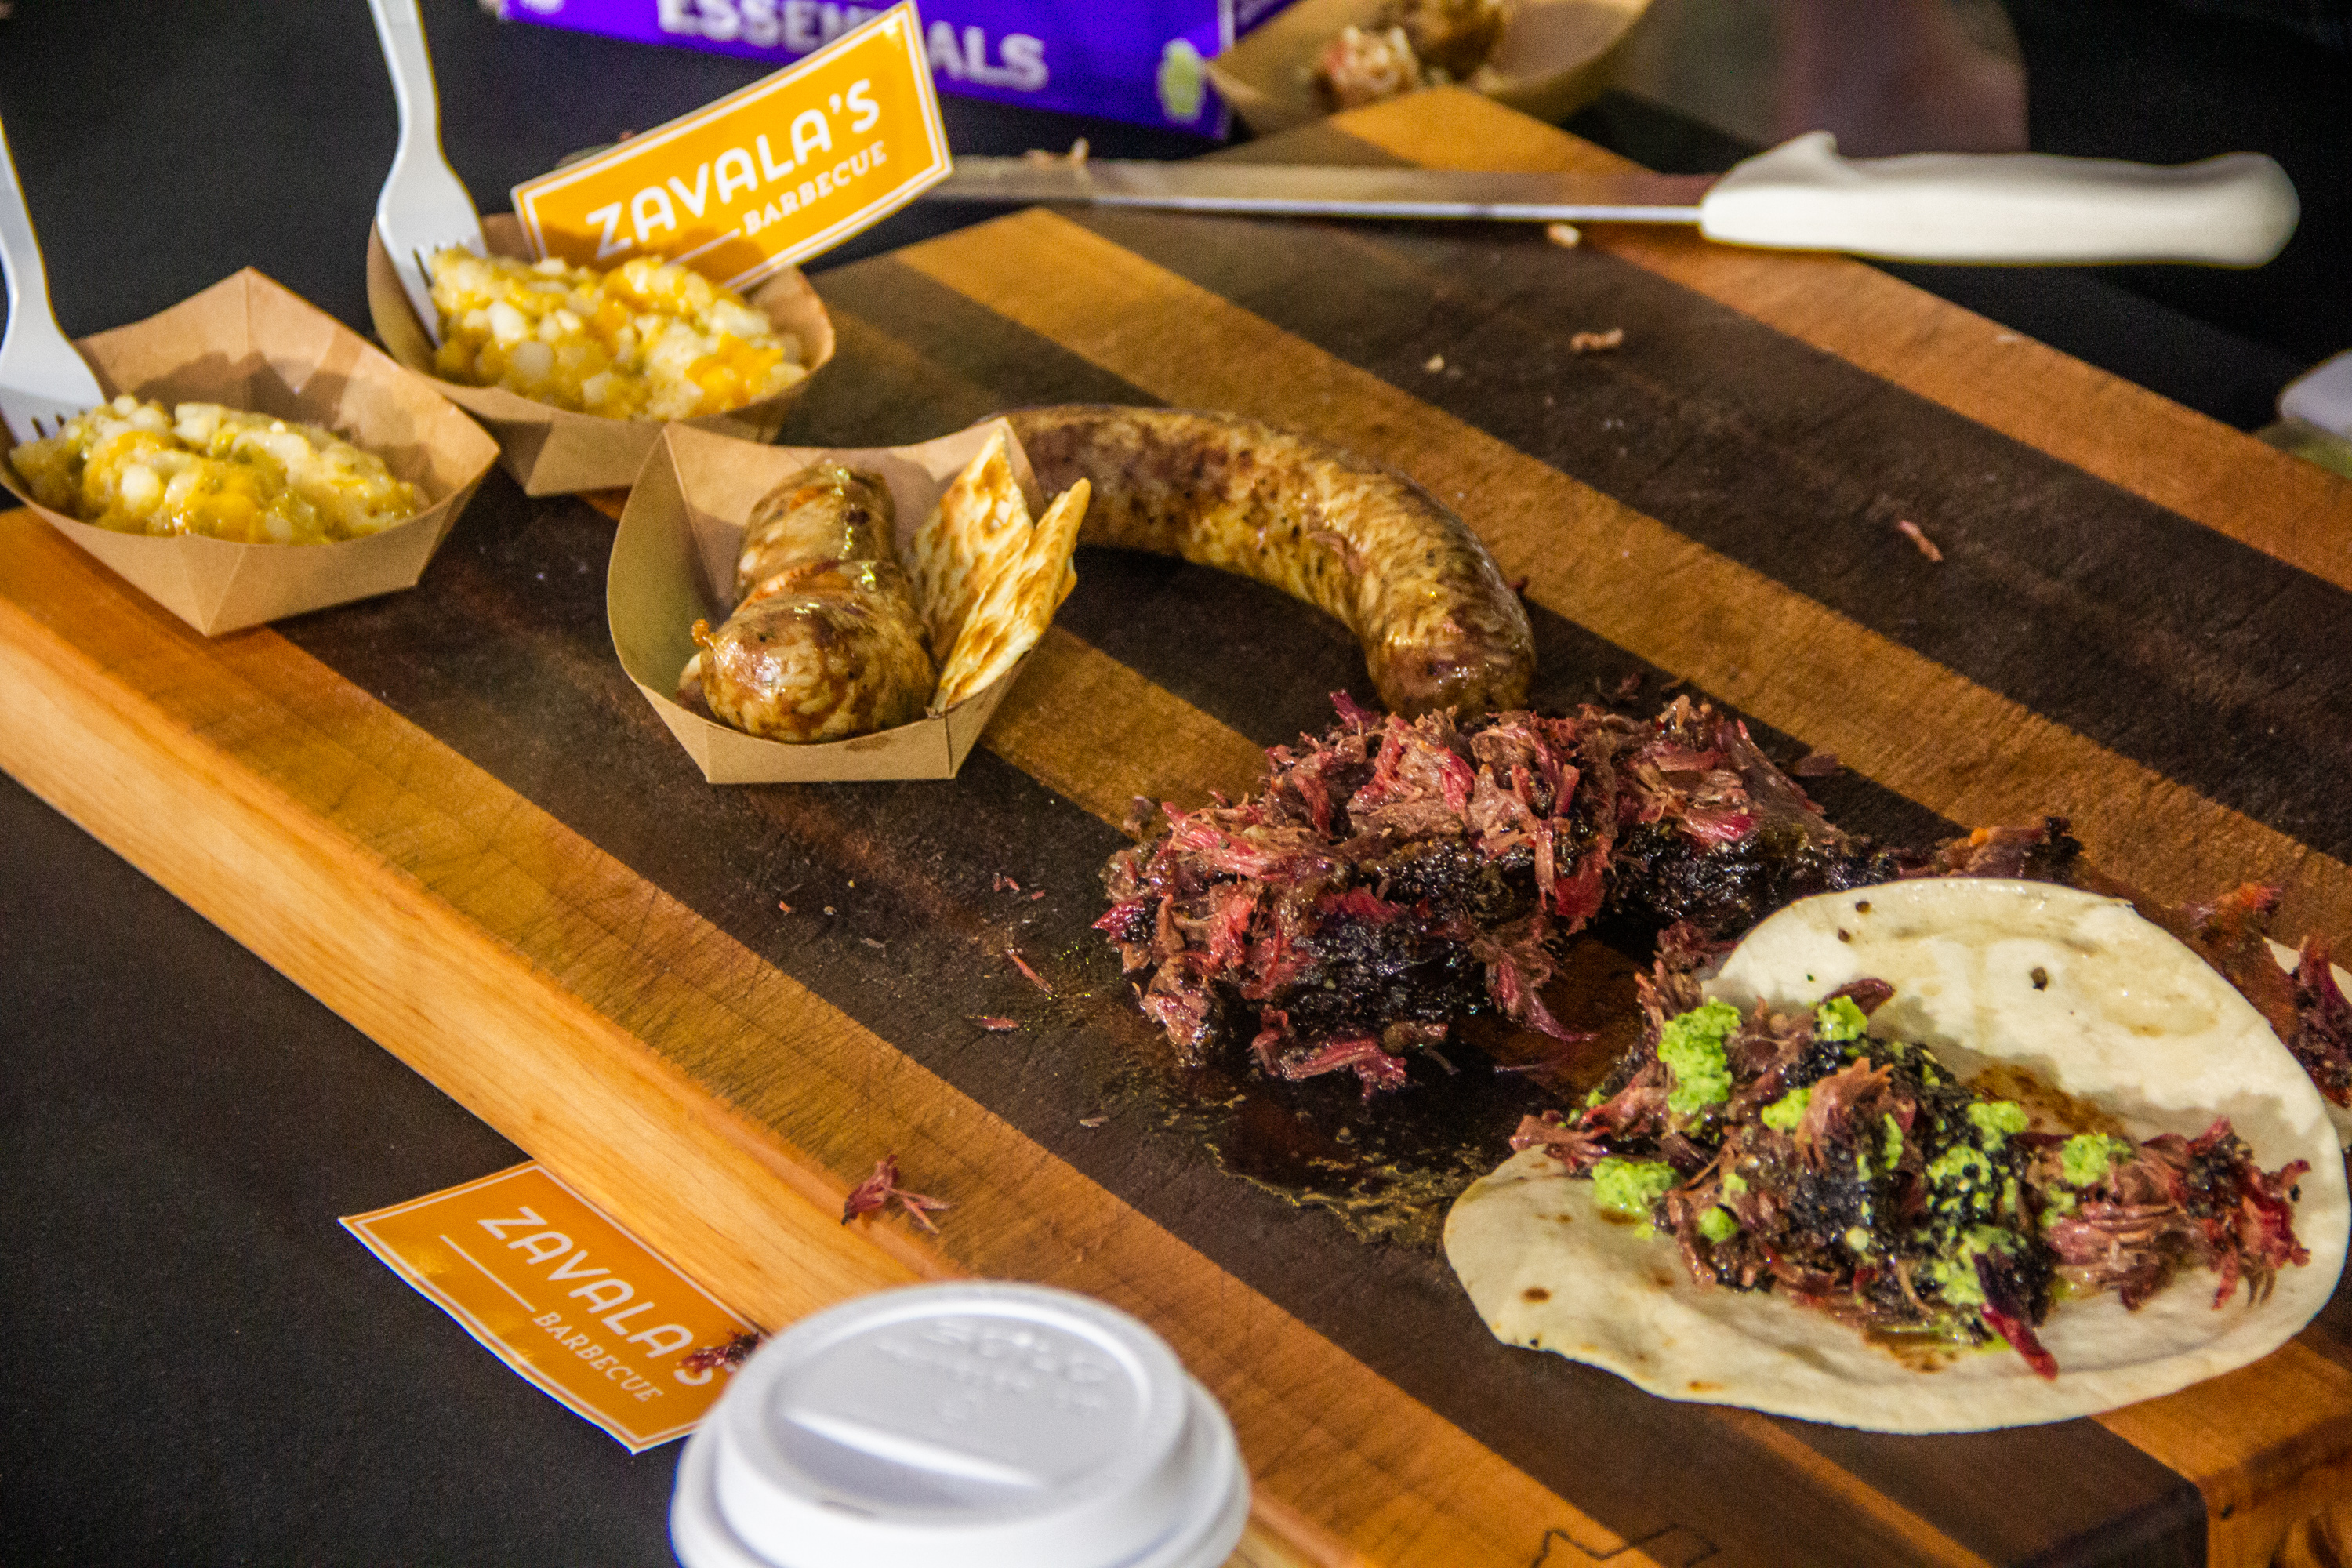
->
[1443,880,2349,1432]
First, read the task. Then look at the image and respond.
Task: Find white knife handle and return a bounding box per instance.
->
[1698,132,2299,267]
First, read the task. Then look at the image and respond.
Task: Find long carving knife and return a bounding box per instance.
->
[928,133,2299,267]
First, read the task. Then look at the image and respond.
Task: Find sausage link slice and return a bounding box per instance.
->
[1006,406,1533,717]
[688,464,935,742]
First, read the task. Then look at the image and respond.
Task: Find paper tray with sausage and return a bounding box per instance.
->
[609,420,1085,784]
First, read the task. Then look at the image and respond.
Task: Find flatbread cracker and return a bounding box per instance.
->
[931,478,1089,713]
[907,430,1032,663]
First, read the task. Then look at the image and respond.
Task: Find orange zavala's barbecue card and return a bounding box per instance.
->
[343,1163,759,1452]
[512,2,949,290]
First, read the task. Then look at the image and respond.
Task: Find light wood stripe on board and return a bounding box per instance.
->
[2100,1342,2352,1566]
[1335,89,2352,601]
[983,625,1271,826]
[893,207,2352,951]
[0,512,1707,1568]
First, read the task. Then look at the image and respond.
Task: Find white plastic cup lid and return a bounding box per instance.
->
[670,1282,1250,1568]
[2280,347,2352,440]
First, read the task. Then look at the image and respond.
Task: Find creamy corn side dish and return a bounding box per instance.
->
[8,396,423,544]
[428,251,805,421]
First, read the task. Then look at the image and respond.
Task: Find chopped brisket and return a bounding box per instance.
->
[2176,887,2352,1109]
[1103,699,2351,1117]
[1101,696,1899,1093]
[1590,707,1902,935]
[1924,818,2084,882]
[2290,935,2352,1104]
[840,1156,953,1233]
[2035,1120,2311,1309]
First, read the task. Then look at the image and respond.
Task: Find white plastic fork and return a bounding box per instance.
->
[368,0,484,347]
[0,113,105,446]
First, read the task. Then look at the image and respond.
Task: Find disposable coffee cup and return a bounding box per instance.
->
[670,1283,1250,1568]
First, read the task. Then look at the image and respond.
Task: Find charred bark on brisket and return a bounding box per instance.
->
[1103,695,2352,1111]
[1098,696,1904,1094]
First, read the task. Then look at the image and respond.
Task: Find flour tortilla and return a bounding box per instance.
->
[1444,880,2349,1432]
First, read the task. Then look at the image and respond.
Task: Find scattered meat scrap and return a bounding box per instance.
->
[973,1015,1022,1032]
[993,873,1022,893]
[1024,137,1088,165]
[1897,519,1944,562]
[776,899,793,913]
[1545,222,1581,249]
[1030,890,1046,902]
[681,1330,761,1375]
[840,1155,952,1233]
[1791,750,1842,778]
[861,937,887,950]
[1006,947,1055,994]
[1079,1113,1109,1127]
[1568,328,1624,354]
[1424,353,1446,372]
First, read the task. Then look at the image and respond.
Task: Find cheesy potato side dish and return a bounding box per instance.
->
[8,396,423,544]
[428,250,806,421]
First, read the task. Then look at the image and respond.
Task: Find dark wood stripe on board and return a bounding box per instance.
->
[1334,89,2352,604]
[1065,200,2352,864]
[0,511,1676,1568]
[274,436,2021,1563]
[805,285,1959,851]
[893,208,2352,951]
[212,315,2197,1568]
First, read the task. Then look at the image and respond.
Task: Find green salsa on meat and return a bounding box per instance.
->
[1512,970,2313,1378]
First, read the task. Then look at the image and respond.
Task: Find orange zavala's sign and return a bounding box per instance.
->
[343,1163,759,1452]
[510,2,949,290]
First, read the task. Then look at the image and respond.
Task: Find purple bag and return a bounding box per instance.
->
[487,0,1302,136]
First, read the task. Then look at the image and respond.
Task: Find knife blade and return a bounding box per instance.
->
[928,134,2300,267]
[932,158,1714,224]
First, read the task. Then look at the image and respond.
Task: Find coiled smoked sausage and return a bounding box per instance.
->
[1006,406,1534,717]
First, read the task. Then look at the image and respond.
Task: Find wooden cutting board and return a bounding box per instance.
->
[5,89,2352,1568]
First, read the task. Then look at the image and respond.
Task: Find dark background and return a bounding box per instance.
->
[1,2,2343,1563]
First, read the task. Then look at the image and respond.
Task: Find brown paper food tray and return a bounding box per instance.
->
[1210,0,1650,135]
[0,268,499,637]
[609,421,1043,783]
[367,214,837,497]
